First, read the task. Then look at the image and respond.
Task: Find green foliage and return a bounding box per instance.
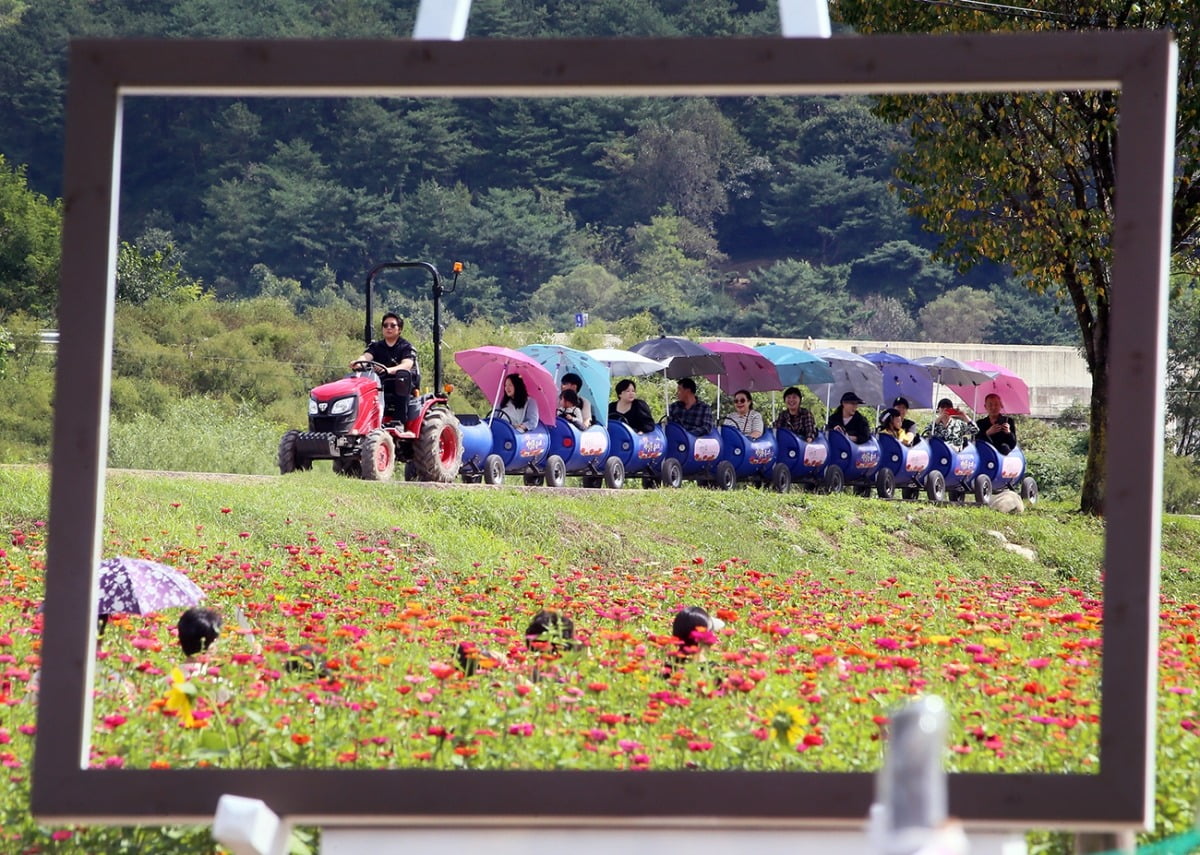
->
[917,286,996,343]
[116,240,203,304]
[0,153,60,317]
[106,396,285,473]
[1163,454,1200,515]
[1167,278,1200,455]
[849,295,916,340]
[740,259,852,338]
[1017,418,1087,503]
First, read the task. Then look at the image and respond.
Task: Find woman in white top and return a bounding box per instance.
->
[723,389,764,438]
[498,373,540,432]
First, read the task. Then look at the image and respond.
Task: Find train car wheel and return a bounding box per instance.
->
[1020,476,1039,504]
[771,463,791,493]
[544,455,567,488]
[604,457,626,489]
[974,473,993,505]
[661,458,684,489]
[901,484,920,501]
[925,470,947,502]
[823,466,844,494]
[483,454,505,485]
[715,460,737,491]
[876,467,895,500]
[642,477,659,490]
[581,475,602,488]
[523,473,544,487]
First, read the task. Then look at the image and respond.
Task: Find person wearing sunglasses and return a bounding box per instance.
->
[355,313,416,421]
[722,389,764,438]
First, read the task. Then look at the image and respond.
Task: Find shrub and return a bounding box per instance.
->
[106,396,284,473]
[1162,453,1200,514]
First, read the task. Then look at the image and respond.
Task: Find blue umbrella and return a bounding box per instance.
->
[862,351,935,409]
[754,343,835,386]
[518,344,611,426]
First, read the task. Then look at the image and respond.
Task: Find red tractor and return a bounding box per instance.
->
[278,261,464,482]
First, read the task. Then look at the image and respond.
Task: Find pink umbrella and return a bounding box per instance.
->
[701,340,784,392]
[453,346,558,427]
[947,360,1031,415]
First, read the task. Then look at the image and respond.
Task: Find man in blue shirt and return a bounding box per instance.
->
[668,377,714,436]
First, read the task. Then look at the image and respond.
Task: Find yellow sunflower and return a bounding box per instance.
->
[764,703,805,748]
[164,667,197,728]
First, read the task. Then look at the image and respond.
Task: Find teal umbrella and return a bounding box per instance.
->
[754,343,835,386]
[518,344,611,426]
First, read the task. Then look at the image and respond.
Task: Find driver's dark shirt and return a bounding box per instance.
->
[366,337,414,368]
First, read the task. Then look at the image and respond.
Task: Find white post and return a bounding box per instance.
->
[779,0,832,38]
[212,795,289,855]
[413,0,473,40]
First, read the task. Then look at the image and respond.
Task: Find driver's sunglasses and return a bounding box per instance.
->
[382,322,399,328]
[734,398,748,404]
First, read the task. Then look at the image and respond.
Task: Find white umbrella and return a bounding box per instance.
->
[911,355,995,387]
[808,347,886,407]
[586,347,669,377]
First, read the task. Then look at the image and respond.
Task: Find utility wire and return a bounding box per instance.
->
[911,0,1082,25]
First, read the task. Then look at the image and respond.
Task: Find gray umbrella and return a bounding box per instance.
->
[96,556,205,615]
[628,336,724,379]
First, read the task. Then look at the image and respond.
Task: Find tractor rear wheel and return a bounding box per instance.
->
[361,429,396,482]
[413,408,462,482]
[278,430,311,474]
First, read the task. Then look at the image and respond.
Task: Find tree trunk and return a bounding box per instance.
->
[1080,356,1107,515]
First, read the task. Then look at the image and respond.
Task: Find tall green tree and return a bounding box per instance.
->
[0,153,60,317]
[833,0,1200,514]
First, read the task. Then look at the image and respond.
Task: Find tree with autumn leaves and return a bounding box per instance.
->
[832,0,1200,515]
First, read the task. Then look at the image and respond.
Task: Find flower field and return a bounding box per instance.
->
[2,467,1199,852]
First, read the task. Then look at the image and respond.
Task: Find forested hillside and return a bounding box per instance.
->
[0,0,1076,344]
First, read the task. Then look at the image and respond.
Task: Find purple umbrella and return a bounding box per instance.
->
[96,556,205,616]
[862,352,934,409]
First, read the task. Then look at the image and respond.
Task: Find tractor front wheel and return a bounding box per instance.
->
[278,430,311,474]
[361,429,396,482]
[413,408,463,482]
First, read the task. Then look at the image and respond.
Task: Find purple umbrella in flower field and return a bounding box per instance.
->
[96,556,205,616]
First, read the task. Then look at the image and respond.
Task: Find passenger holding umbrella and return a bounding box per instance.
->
[826,391,872,444]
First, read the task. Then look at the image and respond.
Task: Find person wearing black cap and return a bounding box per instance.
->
[892,397,918,434]
[826,391,872,443]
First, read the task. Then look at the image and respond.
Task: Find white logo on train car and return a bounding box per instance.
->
[856,450,879,470]
[803,445,828,467]
[693,438,720,461]
[906,448,930,472]
[1001,456,1023,479]
[579,432,607,457]
[518,434,548,458]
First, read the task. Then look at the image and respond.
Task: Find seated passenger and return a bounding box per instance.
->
[722,389,764,438]
[924,397,976,449]
[826,391,872,444]
[892,396,918,434]
[609,378,656,433]
[668,377,714,437]
[773,386,817,441]
[498,373,539,432]
[975,393,1017,454]
[878,407,915,446]
[560,372,593,427]
[557,388,587,430]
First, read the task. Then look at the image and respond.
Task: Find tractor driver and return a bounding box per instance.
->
[355,312,416,421]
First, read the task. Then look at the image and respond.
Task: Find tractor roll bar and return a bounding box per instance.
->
[364,260,461,394]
